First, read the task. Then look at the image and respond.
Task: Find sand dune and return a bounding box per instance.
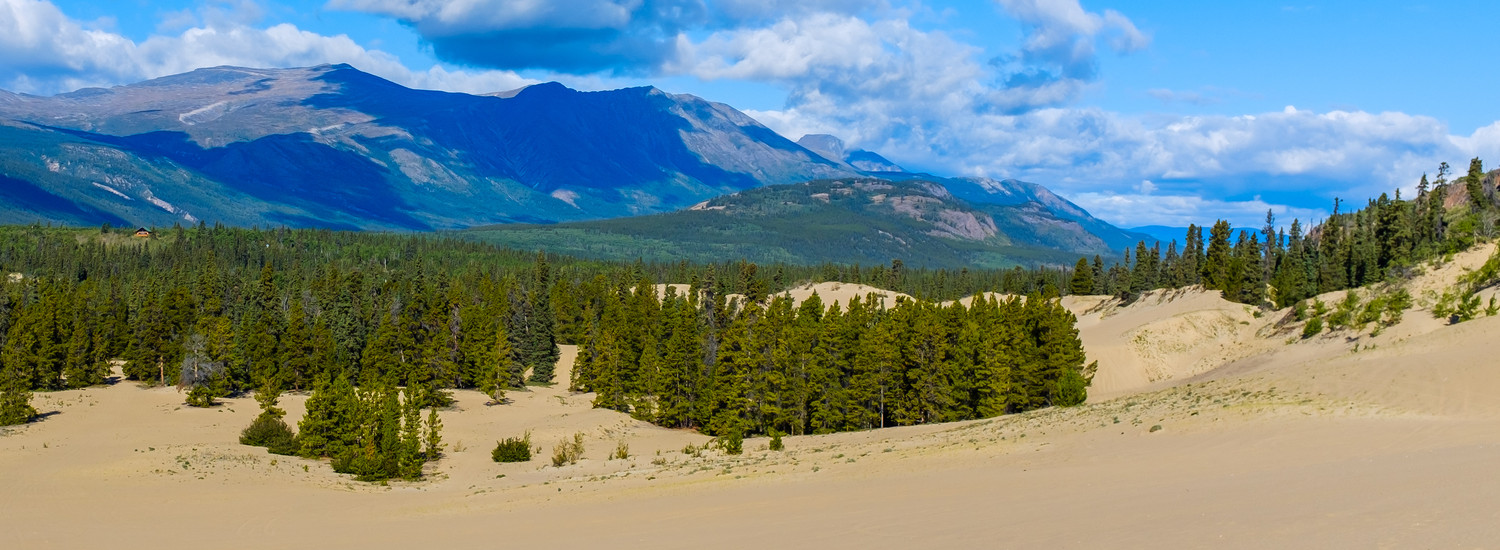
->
[6,254,1500,548]
[655,282,911,309]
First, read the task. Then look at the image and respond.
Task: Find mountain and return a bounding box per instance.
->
[0,64,1148,265]
[1130,225,1191,244]
[936,176,1154,252]
[464,177,1123,268]
[796,134,906,173]
[0,64,855,230]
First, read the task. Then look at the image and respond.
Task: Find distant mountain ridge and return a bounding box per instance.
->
[0,64,854,229]
[0,64,1148,261]
[465,177,1138,268]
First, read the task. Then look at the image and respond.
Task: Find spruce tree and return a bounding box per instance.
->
[1202,221,1233,291]
[0,355,36,426]
[1068,257,1093,295]
[524,252,560,384]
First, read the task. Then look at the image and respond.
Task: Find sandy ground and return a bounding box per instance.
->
[5,255,1500,548]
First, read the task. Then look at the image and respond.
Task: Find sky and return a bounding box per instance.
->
[3,0,1498,230]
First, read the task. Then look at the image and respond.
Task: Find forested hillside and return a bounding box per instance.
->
[0,224,1092,478]
[464,178,1124,269]
[1072,159,1500,313]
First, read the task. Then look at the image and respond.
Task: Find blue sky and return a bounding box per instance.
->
[4,0,1498,230]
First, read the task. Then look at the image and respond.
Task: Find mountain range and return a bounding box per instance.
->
[466,177,1125,268]
[0,64,1148,265]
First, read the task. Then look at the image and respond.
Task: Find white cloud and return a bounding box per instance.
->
[1069,192,1328,231]
[0,0,533,95]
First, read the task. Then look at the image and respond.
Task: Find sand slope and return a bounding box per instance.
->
[6,254,1500,547]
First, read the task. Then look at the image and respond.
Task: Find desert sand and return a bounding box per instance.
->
[5,250,1500,548]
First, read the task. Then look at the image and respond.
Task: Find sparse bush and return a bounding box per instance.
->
[612,440,630,460]
[715,429,744,455]
[492,432,533,463]
[551,433,585,467]
[1301,318,1323,339]
[768,431,784,452]
[1312,298,1329,317]
[185,384,218,408]
[1327,291,1360,329]
[1383,288,1413,326]
[240,413,297,456]
[1456,293,1482,322]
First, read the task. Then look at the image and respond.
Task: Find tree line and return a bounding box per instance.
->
[1071,158,1496,309]
[570,278,1092,439]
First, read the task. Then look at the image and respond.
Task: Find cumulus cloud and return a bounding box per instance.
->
[325,0,891,74]
[0,0,532,95]
[327,0,708,73]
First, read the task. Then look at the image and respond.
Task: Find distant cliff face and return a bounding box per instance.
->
[0,64,853,229]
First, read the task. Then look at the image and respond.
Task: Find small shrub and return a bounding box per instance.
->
[768,431,784,452]
[715,429,743,455]
[1292,300,1308,321]
[240,413,297,456]
[1301,318,1323,339]
[612,440,630,460]
[1327,291,1360,329]
[1455,293,1482,323]
[1382,288,1413,326]
[551,433,585,467]
[184,384,218,408]
[492,432,533,463]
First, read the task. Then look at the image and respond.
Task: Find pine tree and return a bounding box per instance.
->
[524,252,560,384]
[296,374,340,458]
[1068,257,1093,295]
[1202,221,1233,291]
[424,405,444,460]
[1464,157,1487,210]
[0,353,36,426]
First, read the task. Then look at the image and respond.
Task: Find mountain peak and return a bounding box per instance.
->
[796,134,906,173]
[797,134,846,163]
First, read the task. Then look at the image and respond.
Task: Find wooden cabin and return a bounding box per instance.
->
[132,227,152,238]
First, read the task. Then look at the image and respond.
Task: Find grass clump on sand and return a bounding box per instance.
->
[552,433,585,467]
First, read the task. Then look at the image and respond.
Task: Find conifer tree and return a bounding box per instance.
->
[1202,221,1233,291]
[0,354,36,426]
[523,252,560,384]
[1068,257,1093,295]
[1464,157,1488,210]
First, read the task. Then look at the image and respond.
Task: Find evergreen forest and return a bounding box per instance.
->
[0,223,1091,478]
